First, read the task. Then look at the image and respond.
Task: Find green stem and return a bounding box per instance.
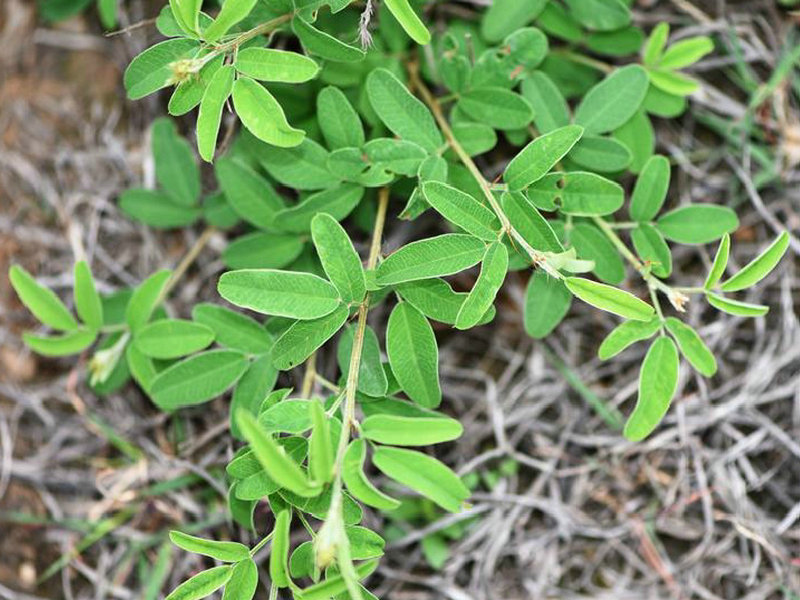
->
[250,531,274,557]
[550,49,614,74]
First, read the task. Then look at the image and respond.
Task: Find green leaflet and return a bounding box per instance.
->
[563,0,630,32]
[269,509,291,587]
[451,121,498,156]
[236,410,320,497]
[372,447,469,512]
[524,270,572,338]
[126,345,157,393]
[9,265,77,331]
[421,181,500,241]
[168,531,249,562]
[135,319,215,359]
[170,0,201,35]
[271,304,349,370]
[192,303,272,354]
[656,205,739,244]
[569,136,632,172]
[500,192,563,252]
[565,277,654,321]
[481,0,547,42]
[568,222,625,284]
[649,69,698,97]
[222,559,258,600]
[202,0,257,43]
[317,86,365,149]
[623,336,679,441]
[530,172,624,216]
[152,118,201,206]
[664,317,717,377]
[297,560,379,600]
[125,270,172,333]
[504,125,583,191]
[361,415,463,446]
[150,350,248,410]
[164,565,232,600]
[376,234,486,285]
[275,185,363,233]
[574,65,649,134]
[659,37,714,69]
[457,87,534,130]
[119,189,200,229]
[23,329,97,357]
[215,157,284,229]
[521,71,570,134]
[706,293,768,317]
[232,77,305,148]
[309,400,333,483]
[395,279,496,326]
[597,318,661,360]
[720,231,789,292]
[383,0,430,45]
[292,16,366,62]
[704,234,730,290]
[337,325,388,397]
[364,138,427,176]
[259,139,338,190]
[631,223,672,278]
[629,155,670,222]
[643,22,669,66]
[218,269,341,320]
[73,261,103,331]
[613,109,653,173]
[311,213,366,304]
[342,440,400,511]
[387,303,441,408]
[222,232,304,270]
[455,242,508,330]
[259,400,313,434]
[234,48,320,83]
[124,38,200,100]
[366,68,443,153]
[346,526,385,560]
[196,65,234,162]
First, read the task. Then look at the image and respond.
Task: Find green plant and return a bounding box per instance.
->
[11,1,791,598]
[38,0,120,28]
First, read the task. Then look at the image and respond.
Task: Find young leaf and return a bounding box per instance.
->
[387,303,441,408]
[168,531,250,562]
[629,155,670,222]
[455,242,508,330]
[203,0,257,43]
[337,325,388,397]
[366,68,443,153]
[597,318,661,360]
[125,270,172,333]
[383,0,430,45]
[215,158,284,229]
[458,87,534,130]
[375,234,486,286]
[124,39,200,100]
[218,269,341,320]
[664,317,717,377]
[236,410,320,497]
[504,125,583,191]
[706,293,768,317]
[649,69,699,96]
[292,16,366,62]
[656,205,738,244]
[720,231,789,292]
[659,36,714,69]
[343,440,400,510]
[565,277,655,321]
[524,271,572,338]
[623,336,679,441]
[222,559,258,600]
[234,48,320,83]
[270,509,291,588]
[317,86,365,150]
[311,213,366,304]
[192,303,272,355]
[196,64,234,162]
[481,0,547,43]
[23,329,97,357]
[309,400,333,483]
[500,192,563,252]
[74,261,103,331]
[152,118,201,206]
[164,565,232,600]
[704,234,730,290]
[361,415,463,446]
[631,223,672,278]
[10,265,78,331]
[150,350,248,410]
[232,77,305,148]
[421,181,500,241]
[642,22,669,66]
[574,65,649,134]
[271,304,349,370]
[372,447,469,512]
[134,319,215,359]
